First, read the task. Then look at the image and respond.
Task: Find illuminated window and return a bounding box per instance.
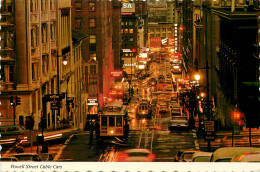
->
[129,21,133,25]
[75,18,82,28]
[89,18,96,27]
[0,65,5,81]
[121,21,124,26]
[75,2,82,11]
[121,29,124,33]
[90,53,96,61]
[89,2,95,11]
[129,29,134,33]
[89,35,96,44]
[124,29,129,33]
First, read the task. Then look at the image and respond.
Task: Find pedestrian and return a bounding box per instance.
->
[124,123,129,140]
[95,120,100,139]
[89,122,94,144]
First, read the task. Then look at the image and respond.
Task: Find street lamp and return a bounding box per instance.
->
[63,59,68,66]
[194,74,200,81]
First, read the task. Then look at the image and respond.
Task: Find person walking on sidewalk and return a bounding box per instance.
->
[89,121,94,145]
[95,120,100,140]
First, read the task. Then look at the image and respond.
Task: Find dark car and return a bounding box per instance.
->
[0,125,28,145]
[8,153,41,161]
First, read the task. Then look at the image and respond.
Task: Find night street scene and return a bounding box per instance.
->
[1,0,260,167]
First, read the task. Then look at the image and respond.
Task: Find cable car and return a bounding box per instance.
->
[100,101,128,138]
[137,100,151,118]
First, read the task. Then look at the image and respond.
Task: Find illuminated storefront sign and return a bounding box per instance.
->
[150,37,161,48]
[140,53,147,58]
[121,3,135,13]
[87,98,98,105]
[111,71,123,77]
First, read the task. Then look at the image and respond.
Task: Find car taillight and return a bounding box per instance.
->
[147,154,155,161]
[116,152,128,162]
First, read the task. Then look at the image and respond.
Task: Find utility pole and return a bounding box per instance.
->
[206,60,211,152]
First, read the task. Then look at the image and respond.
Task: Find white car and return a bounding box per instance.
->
[192,152,213,162]
[231,151,260,162]
[115,148,155,162]
[168,116,188,130]
[178,150,200,162]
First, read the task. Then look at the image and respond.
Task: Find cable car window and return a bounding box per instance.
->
[109,117,115,127]
[116,117,122,127]
[101,117,107,126]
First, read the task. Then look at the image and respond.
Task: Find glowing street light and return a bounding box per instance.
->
[194,74,201,81]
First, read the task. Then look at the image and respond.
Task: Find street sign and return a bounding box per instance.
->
[51,101,59,110]
[204,121,214,131]
[205,131,215,141]
[204,121,215,141]
[233,125,240,135]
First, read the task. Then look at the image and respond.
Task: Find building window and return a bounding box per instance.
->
[51,23,56,40]
[41,24,48,44]
[156,34,160,37]
[30,0,39,12]
[121,21,124,26]
[129,21,133,26]
[32,63,36,81]
[42,55,48,74]
[41,0,47,11]
[124,29,129,33]
[129,29,134,34]
[0,65,5,82]
[50,0,56,10]
[75,18,82,28]
[89,35,96,44]
[90,53,96,61]
[162,28,166,32]
[9,65,14,82]
[150,34,154,37]
[89,45,96,51]
[89,2,95,11]
[75,2,82,11]
[121,29,124,34]
[89,18,96,27]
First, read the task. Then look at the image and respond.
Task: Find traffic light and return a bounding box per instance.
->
[10,96,14,106]
[233,111,241,120]
[15,96,21,106]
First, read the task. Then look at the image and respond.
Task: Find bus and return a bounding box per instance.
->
[100,101,128,139]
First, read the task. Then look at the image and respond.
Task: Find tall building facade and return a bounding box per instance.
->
[71,0,121,120]
[183,0,260,130]
[0,0,80,130]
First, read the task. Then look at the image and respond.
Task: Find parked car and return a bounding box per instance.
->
[0,125,28,145]
[115,148,155,162]
[191,152,212,162]
[178,150,200,162]
[8,153,41,161]
[0,157,18,161]
[39,153,54,161]
[173,150,184,162]
[168,116,189,130]
[231,151,260,162]
[210,147,260,162]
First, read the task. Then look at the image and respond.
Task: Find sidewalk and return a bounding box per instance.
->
[2,127,79,158]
